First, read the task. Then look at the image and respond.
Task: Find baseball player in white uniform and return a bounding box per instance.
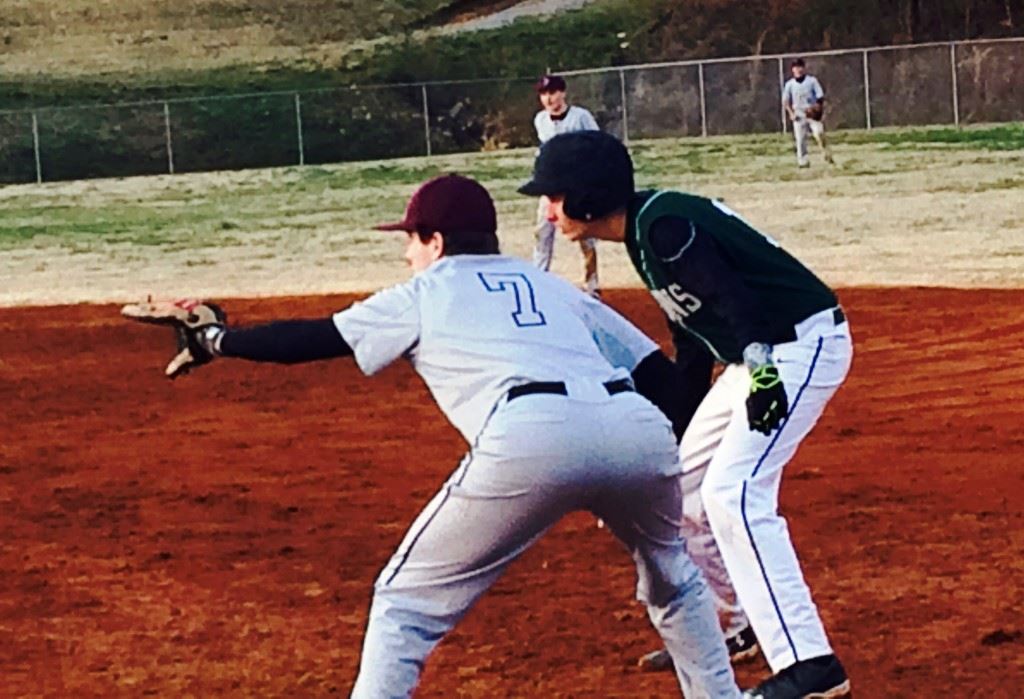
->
[532,75,601,296]
[123,174,742,698]
[781,59,834,168]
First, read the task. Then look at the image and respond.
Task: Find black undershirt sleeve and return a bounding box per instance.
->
[648,215,774,350]
[669,320,715,396]
[632,347,713,441]
[219,317,352,364]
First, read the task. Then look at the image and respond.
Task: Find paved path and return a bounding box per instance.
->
[436,0,599,35]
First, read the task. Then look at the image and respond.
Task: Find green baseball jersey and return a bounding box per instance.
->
[624,190,838,364]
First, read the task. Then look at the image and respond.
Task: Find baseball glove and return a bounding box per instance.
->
[122,298,226,378]
[805,103,824,121]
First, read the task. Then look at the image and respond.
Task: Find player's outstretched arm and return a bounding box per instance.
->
[122,298,352,379]
[218,318,352,364]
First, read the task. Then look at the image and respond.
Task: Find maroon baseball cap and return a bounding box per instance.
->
[535,74,567,93]
[375,174,497,237]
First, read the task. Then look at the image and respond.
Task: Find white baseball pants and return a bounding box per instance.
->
[678,308,853,672]
[793,117,827,167]
[351,384,740,698]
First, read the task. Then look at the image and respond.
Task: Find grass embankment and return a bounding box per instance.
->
[0,2,672,183]
[0,1,652,109]
[4,0,1019,108]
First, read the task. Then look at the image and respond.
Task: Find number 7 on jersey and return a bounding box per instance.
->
[478,272,547,327]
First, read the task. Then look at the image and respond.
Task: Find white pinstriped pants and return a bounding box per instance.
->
[678,309,853,672]
[793,116,826,166]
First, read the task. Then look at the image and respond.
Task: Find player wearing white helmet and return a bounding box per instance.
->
[532,74,602,296]
[782,58,835,168]
[122,174,742,698]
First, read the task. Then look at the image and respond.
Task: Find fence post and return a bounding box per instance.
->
[31,112,42,184]
[421,84,432,157]
[294,93,306,166]
[618,69,630,143]
[163,101,175,174]
[949,43,960,127]
[778,57,787,133]
[698,62,708,137]
[862,49,873,130]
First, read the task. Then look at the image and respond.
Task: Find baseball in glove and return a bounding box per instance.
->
[805,103,824,121]
[122,298,227,378]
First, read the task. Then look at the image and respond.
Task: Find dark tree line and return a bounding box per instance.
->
[634,0,1020,59]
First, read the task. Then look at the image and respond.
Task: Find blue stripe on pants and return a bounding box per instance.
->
[740,337,824,662]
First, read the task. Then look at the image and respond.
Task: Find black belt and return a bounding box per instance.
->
[507,379,634,402]
[773,307,845,345]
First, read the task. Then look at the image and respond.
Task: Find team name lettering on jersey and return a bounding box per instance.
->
[652,284,702,323]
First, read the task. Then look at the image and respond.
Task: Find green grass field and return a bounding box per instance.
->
[1,123,1022,306]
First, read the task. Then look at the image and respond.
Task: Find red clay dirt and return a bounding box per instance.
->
[1,287,1023,697]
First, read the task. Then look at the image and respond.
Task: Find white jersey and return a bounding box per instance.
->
[782,75,825,113]
[534,105,599,144]
[333,255,657,442]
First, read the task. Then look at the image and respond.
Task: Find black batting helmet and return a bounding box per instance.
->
[518,131,635,221]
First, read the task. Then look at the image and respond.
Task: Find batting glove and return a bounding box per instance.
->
[746,365,789,434]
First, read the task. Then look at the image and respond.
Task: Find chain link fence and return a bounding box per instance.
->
[1,37,1022,185]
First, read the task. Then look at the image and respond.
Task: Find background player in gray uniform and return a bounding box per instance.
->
[781,58,834,168]
[532,74,601,296]
[122,174,741,698]
[520,132,853,699]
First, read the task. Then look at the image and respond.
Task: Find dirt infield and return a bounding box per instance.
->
[2,288,1023,697]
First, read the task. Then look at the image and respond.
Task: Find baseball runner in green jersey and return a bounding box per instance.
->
[519,131,853,699]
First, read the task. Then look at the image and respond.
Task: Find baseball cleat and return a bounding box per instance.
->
[637,648,673,672]
[726,625,761,662]
[742,654,850,698]
[638,625,762,672]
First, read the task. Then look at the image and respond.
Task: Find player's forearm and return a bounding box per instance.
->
[215,317,353,364]
[632,349,712,441]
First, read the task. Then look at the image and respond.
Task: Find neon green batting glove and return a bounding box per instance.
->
[746,364,789,435]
